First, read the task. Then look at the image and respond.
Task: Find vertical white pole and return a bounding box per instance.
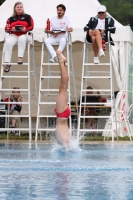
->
[28,43,32,142]
[77,41,86,141]
[35,43,44,142]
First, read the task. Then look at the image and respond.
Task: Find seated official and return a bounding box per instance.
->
[2,87,22,135]
[78,86,106,133]
[4,1,34,72]
[84,5,115,64]
[44,4,73,63]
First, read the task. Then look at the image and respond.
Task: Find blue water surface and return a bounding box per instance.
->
[0,142,133,200]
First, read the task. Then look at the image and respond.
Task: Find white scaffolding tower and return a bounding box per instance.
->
[77,33,115,141]
[0,32,37,142]
[103,92,133,141]
[35,32,77,142]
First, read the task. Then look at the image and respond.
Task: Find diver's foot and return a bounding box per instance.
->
[56,50,67,62]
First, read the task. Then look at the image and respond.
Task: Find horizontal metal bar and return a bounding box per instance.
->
[2,76,28,78]
[86,71,110,74]
[47,71,60,73]
[0,115,30,117]
[82,89,111,92]
[42,63,68,66]
[79,129,112,132]
[0,102,29,104]
[84,63,110,66]
[40,89,69,92]
[82,93,112,96]
[80,116,111,118]
[39,102,56,105]
[42,93,58,96]
[81,102,112,105]
[40,89,59,92]
[41,76,60,78]
[37,128,112,132]
[0,89,28,91]
[83,76,110,79]
[3,63,28,65]
[0,128,30,131]
[11,71,30,73]
[37,115,56,118]
[37,128,56,131]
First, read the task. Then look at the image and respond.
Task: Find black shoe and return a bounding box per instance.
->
[17,59,23,64]
[15,131,19,136]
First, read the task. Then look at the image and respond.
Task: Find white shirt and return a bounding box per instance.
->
[50,15,72,32]
[95,18,105,30]
[11,100,16,111]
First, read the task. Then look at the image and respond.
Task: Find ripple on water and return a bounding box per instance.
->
[0,143,132,200]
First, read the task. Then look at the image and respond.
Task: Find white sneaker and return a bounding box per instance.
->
[99,49,105,57]
[94,57,100,64]
[50,56,58,63]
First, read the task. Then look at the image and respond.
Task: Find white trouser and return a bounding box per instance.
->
[44,35,67,59]
[3,34,32,62]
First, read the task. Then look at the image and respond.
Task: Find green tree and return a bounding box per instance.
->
[0,0,5,5]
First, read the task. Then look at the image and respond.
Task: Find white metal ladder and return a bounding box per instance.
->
[77,33,115,141]
[0,32,37,142]
[35,32,77,142]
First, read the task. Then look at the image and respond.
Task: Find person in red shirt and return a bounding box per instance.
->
[4,1,34,72]
[2,87,22,134]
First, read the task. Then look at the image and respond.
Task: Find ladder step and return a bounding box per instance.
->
[3,63,28,65]
[2,76,28,78]
[0,89,29,91]
[42,93,59,96]
[82,89,111,92]
[0,115,30,117]
[80,116,111,118]
[42,63,68,66]
[79,129,112,132]
[86,71,110,74]
[40,89,69,92]
[0,128,31,131]
[39,102,56,105]
[81,103,112,105]
[41,76,60,78]
[37,128,55,131]
[84,63,110,66]
[83,76,110,79]
[40,89,59,92]
[0,102,29,104]
[11,71,32,73]
[46,71,60,73]
[38,115,56,117]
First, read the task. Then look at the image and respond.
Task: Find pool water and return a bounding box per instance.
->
[0,143,133,200]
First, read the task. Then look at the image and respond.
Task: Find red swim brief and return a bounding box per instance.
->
[54,107,71,118]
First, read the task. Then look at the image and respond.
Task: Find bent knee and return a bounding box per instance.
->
[44,38,50,44]
[5,40,14,47]
[18,35,27,43]
[94,29,101,35]
[91,36,96,42]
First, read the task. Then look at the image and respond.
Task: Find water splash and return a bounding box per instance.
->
[51,137,82,153]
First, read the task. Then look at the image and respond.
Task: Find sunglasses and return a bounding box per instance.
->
[13,87,19,89]
[98,12,105,14]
